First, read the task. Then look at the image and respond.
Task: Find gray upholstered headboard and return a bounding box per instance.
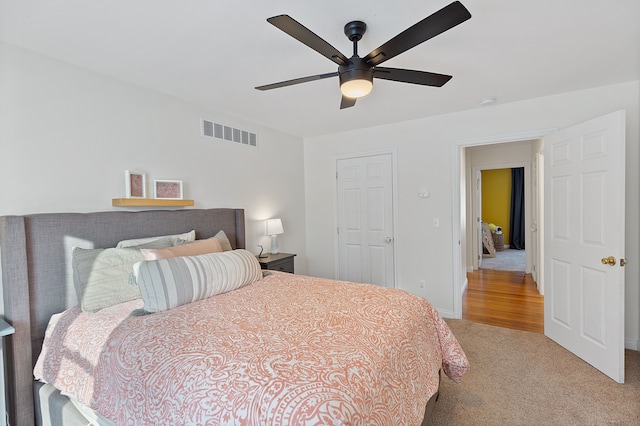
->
[0,208,245,426]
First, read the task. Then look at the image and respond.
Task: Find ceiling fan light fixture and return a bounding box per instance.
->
[340,78,373,98]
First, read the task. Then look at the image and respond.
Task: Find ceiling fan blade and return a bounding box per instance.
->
[364,1,471,67]
[267,15,350,66]
[374,67,452,87]
[340,96,357,109]
[255,72,338,91]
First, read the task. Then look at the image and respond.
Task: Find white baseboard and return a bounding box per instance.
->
[625,339,640,351]
[437,308,456,319]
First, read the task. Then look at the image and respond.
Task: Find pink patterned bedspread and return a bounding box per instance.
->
[34,272,469,425]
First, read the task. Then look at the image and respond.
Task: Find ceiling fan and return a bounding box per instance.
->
[255,1,471,109]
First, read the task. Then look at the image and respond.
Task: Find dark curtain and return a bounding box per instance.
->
[509,167,525,249]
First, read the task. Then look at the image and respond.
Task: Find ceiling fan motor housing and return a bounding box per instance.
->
[339,56,373,89]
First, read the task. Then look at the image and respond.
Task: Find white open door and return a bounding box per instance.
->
[544,110,626,383]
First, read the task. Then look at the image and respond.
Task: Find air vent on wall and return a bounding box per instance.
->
[201,119,257,147]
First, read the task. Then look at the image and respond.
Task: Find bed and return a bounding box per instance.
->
[0,208,468,425]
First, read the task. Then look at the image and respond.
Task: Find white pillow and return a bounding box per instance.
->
[116,230,195,248]
[213,230,233,251]
[134,249,262,313]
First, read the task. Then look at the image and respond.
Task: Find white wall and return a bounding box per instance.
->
[0,42,308,278]
[304,80,640,348]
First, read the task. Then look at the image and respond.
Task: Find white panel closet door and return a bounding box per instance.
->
[337,154,395,287]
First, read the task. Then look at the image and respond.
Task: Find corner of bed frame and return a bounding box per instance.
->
[0,216,36,425]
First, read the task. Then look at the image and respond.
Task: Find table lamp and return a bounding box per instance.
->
[266,218,284,254]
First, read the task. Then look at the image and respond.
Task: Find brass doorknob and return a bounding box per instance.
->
[601,256,616,266]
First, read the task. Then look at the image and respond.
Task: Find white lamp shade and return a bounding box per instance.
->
[340,79,373,98]
[266,218,284,236]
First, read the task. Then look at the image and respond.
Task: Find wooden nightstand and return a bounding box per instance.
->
[257,252,296,273]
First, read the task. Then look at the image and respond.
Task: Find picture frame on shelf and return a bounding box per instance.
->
[154,180,183,199]
[125,170,146,198]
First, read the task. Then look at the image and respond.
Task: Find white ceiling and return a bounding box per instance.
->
[2,0,639,138]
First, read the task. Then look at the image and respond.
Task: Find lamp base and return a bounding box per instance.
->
[270,235,279,255]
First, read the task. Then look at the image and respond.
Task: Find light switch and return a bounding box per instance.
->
[433,217,440,228]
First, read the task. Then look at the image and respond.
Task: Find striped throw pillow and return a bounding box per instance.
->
[133,249,262,312]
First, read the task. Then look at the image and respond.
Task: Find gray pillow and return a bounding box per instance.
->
[134,249,262,313]
[72,247,144,312]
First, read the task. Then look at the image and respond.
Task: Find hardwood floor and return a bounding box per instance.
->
[463,269,544,333]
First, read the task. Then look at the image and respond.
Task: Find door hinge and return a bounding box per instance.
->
[336,171,338,179]
[337,227,339,234]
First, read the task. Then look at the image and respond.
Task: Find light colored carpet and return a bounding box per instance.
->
[430,319,640,425]
[481,248,525,271]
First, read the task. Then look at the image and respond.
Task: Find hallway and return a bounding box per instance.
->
[463,269,544,333]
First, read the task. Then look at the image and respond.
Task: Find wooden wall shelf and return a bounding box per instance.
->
[112,198,195,207]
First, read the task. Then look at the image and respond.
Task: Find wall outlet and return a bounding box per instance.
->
[419,279,425,289]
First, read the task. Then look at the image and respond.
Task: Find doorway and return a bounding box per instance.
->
[451,130,549,319]
[464,141,543,331]
[477,167,527,273]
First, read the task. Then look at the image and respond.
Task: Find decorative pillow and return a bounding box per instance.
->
[129,236,177,249]
[140,237,223,260]
[213,230,233,251]
[72,247,144,312]
[134,249,262,313]
[115,230,196,248]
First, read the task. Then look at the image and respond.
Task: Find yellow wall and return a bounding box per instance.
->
[482,169,511,244]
